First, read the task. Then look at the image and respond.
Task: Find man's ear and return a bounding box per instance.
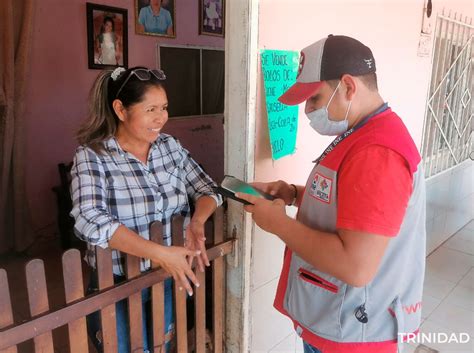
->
[341,74,357,100]
[112,99,126,122]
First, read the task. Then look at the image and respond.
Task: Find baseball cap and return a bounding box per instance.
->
[278,35,376,105]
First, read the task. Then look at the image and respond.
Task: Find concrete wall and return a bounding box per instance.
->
[250,0,473,352]
[24,0,224,238]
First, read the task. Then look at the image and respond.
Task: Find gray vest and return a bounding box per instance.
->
[274,110,426,351]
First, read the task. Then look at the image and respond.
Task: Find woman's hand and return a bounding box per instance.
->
[185,219,210,272]
[107,226,201,295]
[252,180,296,205]
[154,246,201,296]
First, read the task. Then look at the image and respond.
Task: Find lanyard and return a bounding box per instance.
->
[313,103,389,165]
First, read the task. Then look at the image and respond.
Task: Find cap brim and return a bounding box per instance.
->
[278,81,324,105]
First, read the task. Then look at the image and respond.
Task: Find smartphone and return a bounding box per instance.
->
[214,175,275,205]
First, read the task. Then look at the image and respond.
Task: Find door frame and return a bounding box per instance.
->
[223,0,259,352]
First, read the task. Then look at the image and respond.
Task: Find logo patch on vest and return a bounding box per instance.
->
[309,173,332,203]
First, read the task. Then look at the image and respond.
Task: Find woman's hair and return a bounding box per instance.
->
[101,16,115,33]
[76,66,166,152]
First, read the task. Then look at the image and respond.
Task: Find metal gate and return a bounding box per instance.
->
[421,10,474,178]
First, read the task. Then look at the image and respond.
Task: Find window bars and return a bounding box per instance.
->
[421,10,473,178]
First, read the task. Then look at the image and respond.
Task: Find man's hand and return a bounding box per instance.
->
[252,180,296,205]
[185,219,210,272]
[236,192,289,234]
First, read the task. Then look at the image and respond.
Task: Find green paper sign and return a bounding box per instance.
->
[261,49,299,160]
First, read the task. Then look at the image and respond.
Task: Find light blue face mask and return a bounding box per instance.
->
[306,81,352,136]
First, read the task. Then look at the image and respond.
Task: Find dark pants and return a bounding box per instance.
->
[86,272,174,353]
[303,341,323,353]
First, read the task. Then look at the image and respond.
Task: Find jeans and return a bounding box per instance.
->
[86,272,174,353]
[303,341,323,353]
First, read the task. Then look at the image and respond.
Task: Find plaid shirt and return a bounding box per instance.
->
[70,134,222,275]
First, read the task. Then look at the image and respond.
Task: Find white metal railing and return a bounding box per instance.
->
[421,10,474,178]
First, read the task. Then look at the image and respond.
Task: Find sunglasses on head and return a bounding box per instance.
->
[115,68,166,98]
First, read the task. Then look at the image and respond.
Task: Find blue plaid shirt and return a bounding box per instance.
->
[70,134,222,275]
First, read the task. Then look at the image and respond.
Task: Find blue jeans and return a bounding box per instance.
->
[86,272,174,353]
[303,341,323,353]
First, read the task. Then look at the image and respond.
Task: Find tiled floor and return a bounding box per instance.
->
[402,220,474,353]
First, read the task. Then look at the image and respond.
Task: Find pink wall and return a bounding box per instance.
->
[25,0,224,234]
[254,0,472,186]
[255,0,431,185]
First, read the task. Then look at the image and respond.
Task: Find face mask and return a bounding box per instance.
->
[306,81,352,136]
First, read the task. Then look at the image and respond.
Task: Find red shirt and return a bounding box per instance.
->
[337,145,413,236]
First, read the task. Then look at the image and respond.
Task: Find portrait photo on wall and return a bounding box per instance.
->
[135,0,176,37]
[199,0,225,37]
[86,3,128,69]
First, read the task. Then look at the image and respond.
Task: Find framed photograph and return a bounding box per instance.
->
[86,3,128,69]
[135,0,176,38]
[199,0,225,37]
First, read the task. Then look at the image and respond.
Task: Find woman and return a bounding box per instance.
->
[70,66,221,352]
[96,16,121,65]
[204,0,221,31]
[137,0,173,36]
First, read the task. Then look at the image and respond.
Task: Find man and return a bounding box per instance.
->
[237,35,426,353]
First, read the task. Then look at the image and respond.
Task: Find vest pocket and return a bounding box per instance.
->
[287,267,345,339]
[298,268,339,293]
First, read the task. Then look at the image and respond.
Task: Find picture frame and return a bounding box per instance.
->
[135,0,176,38]
[199,0,225,37]
[86,3,128,70]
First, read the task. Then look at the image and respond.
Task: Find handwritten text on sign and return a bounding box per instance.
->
[261,49,299,160]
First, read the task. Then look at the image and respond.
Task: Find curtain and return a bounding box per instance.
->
[0,0,35,253]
